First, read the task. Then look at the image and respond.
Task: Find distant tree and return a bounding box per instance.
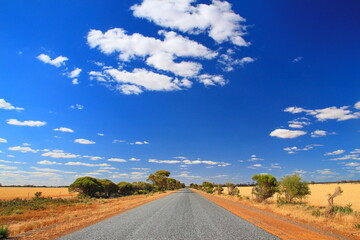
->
[118,182,134,196]
[202,181,214,193]
[214,184,224,195]
[226,183,239,196]
[251,174,278,202]
[98,179,119,198]
[278,174,310,203]
[147,170,170,191]
[69,176,104,197]
[132,181,154,194]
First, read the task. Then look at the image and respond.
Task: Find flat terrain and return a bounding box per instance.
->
[0,187,76,200]
[59,189,278,240]
[225,183,360,210]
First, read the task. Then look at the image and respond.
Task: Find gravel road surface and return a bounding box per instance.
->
[58,189,279,240]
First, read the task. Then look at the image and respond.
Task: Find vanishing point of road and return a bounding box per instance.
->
[59,188,278,240]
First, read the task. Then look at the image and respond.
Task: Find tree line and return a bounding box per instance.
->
[68,170,185,198]
[190,173,311,203]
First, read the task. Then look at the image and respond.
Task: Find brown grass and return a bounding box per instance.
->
[0,187,77,200]
[2,191,176,240]
[223,183,360,211]
[206,190,360,239]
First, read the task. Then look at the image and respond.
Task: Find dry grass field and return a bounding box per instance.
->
[0,187,77,200]
[223,183,360,211]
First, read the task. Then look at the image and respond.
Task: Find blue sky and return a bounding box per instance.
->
[0,0,359,185]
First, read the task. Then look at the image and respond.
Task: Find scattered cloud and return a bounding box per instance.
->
[54,127,74,133]
[330,154,360,161]
[270,129,306,139]
[248,164,262,169]
[64,162,110,167]
[70,104,84,110]
[174,173,201,178]
[108,158,127,162]
[130,141,149,145]
[288,117,310,129]
[0,99,24,111]
[311,130,335,138]
[0,138,7,143]
[37,53,68,67]
[37,160,62,165]
[8,146,38,153]
[0,164,17,170]
[247,155,263,161]
[113,139,126,143]
[68,68,82,78]
[0,160,26,164]
[97,133,105,136]
[316,169,337,175]
[350,149,360,154]
[30,167,75,174]
[283,144,323,154]
[42,149,80,159]
[131,0,249,46]
[324,150,345,156]
[74,138,96,144]
[197,74,226,87]
[355,101,360,110]
[129,157,141,161]
[83,155,103,161]
[148,159,181,164]
[7,119,46,127]
[292,57,303,62]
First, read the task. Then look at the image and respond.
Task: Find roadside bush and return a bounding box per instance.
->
[118,182,134,196]
[202,182,214,192]
[98,179,118,198]
[0,225,9,239]
[206,190,213,194]
[34,192,42,198]
[311,208,321,217]
[214,184,223,195]
[251,174,278,202]
[132,182,154,194]
[226,183,239,196]
[278,174,310,203]
[69,177,104,197]
[333,204,353,215]
[355,224,360,229]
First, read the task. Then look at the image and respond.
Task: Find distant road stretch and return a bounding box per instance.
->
[59,189,279,240]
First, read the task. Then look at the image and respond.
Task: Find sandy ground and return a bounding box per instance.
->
[195,190,360,240]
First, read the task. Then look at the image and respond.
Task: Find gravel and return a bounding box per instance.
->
[58,188,279,240]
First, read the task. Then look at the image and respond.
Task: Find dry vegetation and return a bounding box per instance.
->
[0,190,175,240]
[0,187,77,200]
[216,183,360,238]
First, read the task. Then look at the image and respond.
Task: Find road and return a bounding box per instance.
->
[58,189,279,240]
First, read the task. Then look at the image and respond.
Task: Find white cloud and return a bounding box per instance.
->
[197,74,226,86]
[68,68,82,78]
[64,162,110,167]
[74,138,96,144]
[311,130,335,138]
[30,167,75,174]
[292,57,303,62]
[247,155,263,161]
[324,150,345,156]
[0,138,7,143]
[113,139,126,143]
[131,168,150,170]
[350,149,360,154]
[54,127,74,133]
[294,170,307,174]
[131,0,249,46]
[129,157,141,161]
[108,158,127,162]
[345,162,360,167]
[97,133,105,136]
[330,154,360,161]
[7,119,46,127]
[355,101,360,110]
[0,160,25,164]
[37,53,68,67]
[0,99,24,111]
[70,104,84,110]
[41,149,80,159]
[269,129,306,139]
[284,103,360,121]
[131,141,149,145]
[37,160,62,165]
[283,144,322,154]
[8,146,38,153]
[174,173,200,178]
[83,155,103,161]
[0,164,17,170]
[248,164,262,169]
[148,159,181,164]
[72,79,79,85]
[316,169,337,175]
[288,117,311,129]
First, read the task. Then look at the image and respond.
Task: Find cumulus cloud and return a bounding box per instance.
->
[283,144,323,154]
[74,138,96,144]
[65,162,111,167]
[129,157,141,161]
[8,146,38,153]
[41,149,80,159]
[330,154,360,161]
[83,156,103,161]
[284,103,360,121]
[54,127,74,133]
[37,160,62,165]
[316,169,337,175]
[269,129,306,139]
[288,117,311,129]
[197,74,226,86]
[0,99,24,111]
[324,150,345,156]
[311,130,335,138]
[131,0,249,46]
[355,101,360,110]
[7,119,46,127]
[70,104,84,110]
[148,159,181,164]
[68,68,82,78]
[37,53,68,67]
[0,138,7,143]
[108,158,127,162]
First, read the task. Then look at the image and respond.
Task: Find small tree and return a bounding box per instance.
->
[252,174,278,202]
[118,182,134,196]
[214,184,224,195]
[278,174,310,203]
[202,181,214,193]
[147,170,170,191]
[69,176,104,197]
[226,183,239,196]
[132,181,154,194]
[98,179,119,198]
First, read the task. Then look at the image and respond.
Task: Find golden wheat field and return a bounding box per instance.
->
[0,187,77,200]
[224,183,360,211]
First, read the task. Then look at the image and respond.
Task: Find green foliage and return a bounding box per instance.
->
[214,184,223,195]
[34,192,42,198]
[206,190,213,194]
[252,174,278,202]
[117,182,134,196]
[147,170,170,191]
[69,177,104,197]
[132,181,154,194]
[0,225,9,239]
[311,208,321,217]
[332,204,353,215]
[278,174,310,203]
[355,224,360,229]
[189,183,200,189]
[226,183,239,196]
[98,179,118,198]
[202,182,214,192]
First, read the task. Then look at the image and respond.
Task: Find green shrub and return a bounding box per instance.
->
[0,225,9,239]
[206,190,213,194]
[355,224,360,229]
[333,204,353,215]
[278,174,310,203]
[251,174,278,202]
[34,192,42,198]
[311,208,321,217]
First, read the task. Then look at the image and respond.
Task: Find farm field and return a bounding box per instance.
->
[224,183,360,210]
[0,187,77,200]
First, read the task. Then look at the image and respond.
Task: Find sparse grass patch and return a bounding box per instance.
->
[0,225,9,239]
